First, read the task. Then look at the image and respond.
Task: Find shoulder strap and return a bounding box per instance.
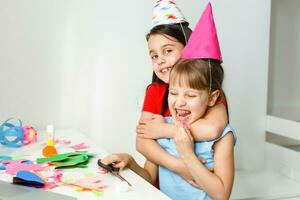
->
[214,124,237,145]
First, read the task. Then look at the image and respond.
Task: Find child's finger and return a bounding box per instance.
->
[197,157,206,164]
[183,119,190,129]
[136,125,145,134]
[101,154,120,165]
[113,162,126,169]
[136,134,146,138]
[189,180,201,189]
[98,167,109,174]
[139,114,153,124]
[138,122,146,125]
[208,168,214,172]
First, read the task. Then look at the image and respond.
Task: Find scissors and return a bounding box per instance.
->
[97,159,132,186]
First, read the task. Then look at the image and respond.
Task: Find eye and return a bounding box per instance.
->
[151,54,158,60]
[164,49,173,55]
[169,91,178,96]
[186,94,197,98]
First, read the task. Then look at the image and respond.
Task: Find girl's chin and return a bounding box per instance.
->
[160,77,169,83]
[157,74,170,83]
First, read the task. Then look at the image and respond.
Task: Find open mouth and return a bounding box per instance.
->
[160,67,172,73]
[175,109,191,122]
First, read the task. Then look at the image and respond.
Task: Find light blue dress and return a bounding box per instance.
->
[157,117,237,200]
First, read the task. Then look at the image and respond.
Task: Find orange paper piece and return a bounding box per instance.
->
[42,145,58,157]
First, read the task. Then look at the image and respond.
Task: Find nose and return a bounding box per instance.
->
[176,95,186,107]
[157,55,166,65]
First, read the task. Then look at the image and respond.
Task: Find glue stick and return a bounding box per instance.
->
[42,125,58,157]
[46,125,55,146]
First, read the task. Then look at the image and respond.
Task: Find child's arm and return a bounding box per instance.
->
[101,153,157,184]
[136,112,195,182]
[136,113,175,139]
[137,103,227,141]
[175,124,235,200]
[190,103,228,141]
[143,160,158,184]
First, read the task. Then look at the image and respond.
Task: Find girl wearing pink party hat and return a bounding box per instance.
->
[136,0,229,184]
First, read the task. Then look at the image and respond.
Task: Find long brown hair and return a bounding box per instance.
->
[146,23,192,115]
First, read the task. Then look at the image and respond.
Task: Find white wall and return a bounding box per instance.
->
[268,0,300,121]
[0,0,271,171]
[0,1,74,128]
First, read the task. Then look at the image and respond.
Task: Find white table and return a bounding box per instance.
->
[0,129,171,200]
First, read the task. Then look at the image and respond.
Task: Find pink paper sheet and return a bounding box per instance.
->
[5,161,46,175]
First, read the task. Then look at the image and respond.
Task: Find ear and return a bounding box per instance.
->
[208,90,220,107]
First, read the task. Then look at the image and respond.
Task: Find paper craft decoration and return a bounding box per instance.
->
[23,125,37,145]
[55,138,71,144]
[0,118,24,147]
[0,118,37,147]
[37,151,93,169]
[0,156,12,170]
[69,176,105,192]
[151,0,189,29]
[71,142,89,150]
[54,154,89,169]
[38,170,63,190]
[5,160,46,175]
[1,159,33,170]
[37,151,88,163]
[13,170,45,188]
[181,2,222,61]
[42,145,58,157]
[0,156,11,162]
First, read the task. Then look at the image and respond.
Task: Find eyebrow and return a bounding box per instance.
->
[169,87,200,93]
[149,44,176,54]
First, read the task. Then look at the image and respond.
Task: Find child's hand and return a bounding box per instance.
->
[188,180,201,189]
[151,114,165,123]
[174,122,195,158]
[136,115,165,139]
[101,153,133,170]
[138,114,165,124]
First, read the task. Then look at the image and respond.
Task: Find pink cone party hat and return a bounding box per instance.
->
[151,0,189,29]
[181,2,222,61]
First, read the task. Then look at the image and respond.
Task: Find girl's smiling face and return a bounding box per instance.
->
[148,34,184,83]
[168,77,210,125]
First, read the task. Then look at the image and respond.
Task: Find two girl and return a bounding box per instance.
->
[101,1,236,199]
[136,1,228,184]
[102,58,235,199]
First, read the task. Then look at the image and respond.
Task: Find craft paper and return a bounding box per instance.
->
[5,161,45,175]
[13,170,45,188]
[71,143,89,150]
[69,176,105,192]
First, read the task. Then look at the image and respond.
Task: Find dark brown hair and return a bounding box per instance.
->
[146,23,192,115]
